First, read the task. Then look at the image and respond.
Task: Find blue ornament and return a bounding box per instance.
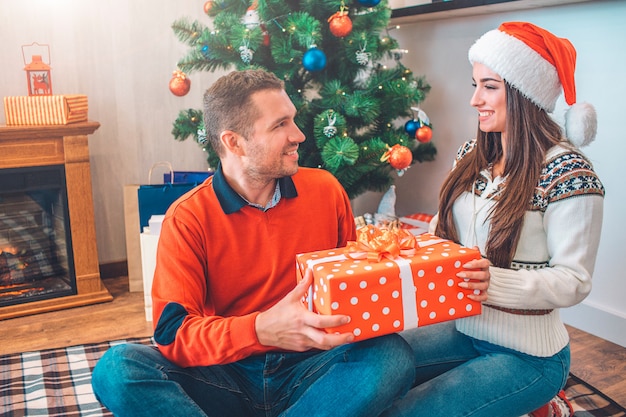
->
[302,47,327,72]
[404,119,420,137]
[200,44,210,57]
[358,0,381,6]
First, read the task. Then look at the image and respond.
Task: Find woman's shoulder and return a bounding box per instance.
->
[452,140,477,167]
[539,143,605,200]
[544,143,598,175]
[457,139,477,159]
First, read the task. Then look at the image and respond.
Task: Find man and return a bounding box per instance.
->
[91,69,416,416]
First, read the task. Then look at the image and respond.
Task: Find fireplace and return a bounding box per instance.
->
[0,165,77,307]
[0,121,112,319]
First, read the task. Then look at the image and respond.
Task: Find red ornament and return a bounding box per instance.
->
[203,1,214,14]
[328,11,353,38]
[381,144,413,171]
[416,125,433,143]
[388,145,413,170]
[169,70,191,96]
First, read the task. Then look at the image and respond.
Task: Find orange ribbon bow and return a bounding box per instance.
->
[345,224,416,262]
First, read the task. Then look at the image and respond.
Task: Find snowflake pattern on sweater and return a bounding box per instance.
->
[455,140,605,210]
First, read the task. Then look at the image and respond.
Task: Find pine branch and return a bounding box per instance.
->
[171,18,207,46]
[206,0,249,17]
[413,141,437,162]
[172,109,203,141]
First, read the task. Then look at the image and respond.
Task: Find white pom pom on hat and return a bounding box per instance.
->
[565,102,597,147]
[468,21,597,147]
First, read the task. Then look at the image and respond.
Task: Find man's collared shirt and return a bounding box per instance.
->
[212,164,298,214]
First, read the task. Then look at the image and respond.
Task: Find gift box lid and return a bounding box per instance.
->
[3,94,88,125]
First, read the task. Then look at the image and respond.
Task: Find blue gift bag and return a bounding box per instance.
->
[163,171,212,184]
[136,162,212,233]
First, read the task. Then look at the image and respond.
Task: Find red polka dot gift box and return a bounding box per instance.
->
[296,227,483,342]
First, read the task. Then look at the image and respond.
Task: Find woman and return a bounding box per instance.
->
[390,22,605,416]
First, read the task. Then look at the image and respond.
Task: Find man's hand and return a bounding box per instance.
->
[457,254,490,302]
[255,269,354,351]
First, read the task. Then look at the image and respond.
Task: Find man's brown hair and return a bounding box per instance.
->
[203,69,285,157]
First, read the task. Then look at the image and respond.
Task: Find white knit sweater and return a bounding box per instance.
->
[432,142,605,357]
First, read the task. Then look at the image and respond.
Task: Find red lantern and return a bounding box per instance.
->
[22,43,52,96]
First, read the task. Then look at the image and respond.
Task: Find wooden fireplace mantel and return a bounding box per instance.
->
[0,121,113,320]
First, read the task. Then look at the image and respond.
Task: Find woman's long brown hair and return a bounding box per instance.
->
[435,83,564,267]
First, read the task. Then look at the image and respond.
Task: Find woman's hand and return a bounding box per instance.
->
[457,254,491,302]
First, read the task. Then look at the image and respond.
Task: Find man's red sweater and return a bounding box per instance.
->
[152,166,356,367]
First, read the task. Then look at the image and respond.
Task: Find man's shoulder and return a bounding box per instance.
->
[291,167,348,200]
[294,166,338,184]
[168,180,218,214]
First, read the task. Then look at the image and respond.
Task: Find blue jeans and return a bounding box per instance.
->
[383,322,570,417]
[92,334,414,417]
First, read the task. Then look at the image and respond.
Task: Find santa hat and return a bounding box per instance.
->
[468,22,596,147]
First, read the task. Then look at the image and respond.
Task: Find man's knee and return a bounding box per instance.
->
[92,344,154,397]
[360,334,415,385]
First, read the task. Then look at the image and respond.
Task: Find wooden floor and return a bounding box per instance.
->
[1,275,624,407]
[0,275,153,356]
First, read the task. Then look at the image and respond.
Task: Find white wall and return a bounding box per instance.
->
[1,0,624,346]
[363,0,626,347]
[0,0,220,263]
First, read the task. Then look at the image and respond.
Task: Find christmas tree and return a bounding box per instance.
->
[170,0,435,199]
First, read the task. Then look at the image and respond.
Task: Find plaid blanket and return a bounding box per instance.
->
[0,338,152,417]
[1,337,624,416]
[566,374,626,416]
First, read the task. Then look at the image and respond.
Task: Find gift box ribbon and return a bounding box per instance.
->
[345,225,418,262]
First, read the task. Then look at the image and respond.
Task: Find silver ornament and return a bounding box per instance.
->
[356,42,371,66]
[356,49,370,66]
[239,44,254,64]
[197,128,208,145]
[323,113,338,137]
